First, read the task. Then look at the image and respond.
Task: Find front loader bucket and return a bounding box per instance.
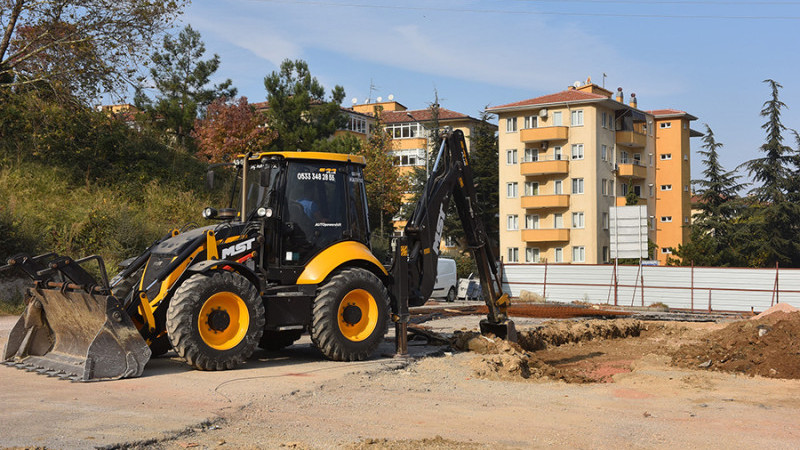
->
[3,284,151,381]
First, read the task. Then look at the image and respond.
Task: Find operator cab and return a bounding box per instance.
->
[217,152,371,283]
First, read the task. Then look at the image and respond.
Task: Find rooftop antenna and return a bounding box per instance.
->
[367,79,378,104]
[602,73,607,88]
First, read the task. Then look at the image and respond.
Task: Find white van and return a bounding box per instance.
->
[431,258,458,302]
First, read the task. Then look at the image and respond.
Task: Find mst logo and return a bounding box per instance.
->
[221,237,256,260]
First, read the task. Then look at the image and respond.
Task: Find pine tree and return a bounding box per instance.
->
[467,110,500,249]
[263,59,345,152]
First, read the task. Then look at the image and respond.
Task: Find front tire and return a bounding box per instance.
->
[311,268,389,361]
[166,271,265,371]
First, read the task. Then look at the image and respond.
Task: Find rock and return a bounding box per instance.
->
[518,290,545,303]
[698,360,713,369]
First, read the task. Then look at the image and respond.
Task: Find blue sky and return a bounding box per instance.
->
[176,0,800,182]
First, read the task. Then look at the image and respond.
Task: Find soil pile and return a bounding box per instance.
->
[672,311,800,379]
[516,319,643,351]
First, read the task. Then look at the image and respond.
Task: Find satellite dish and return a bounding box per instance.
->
[377,96,383,102]
[351,98,358,104]
[573,81,582,88]
[388,94,394,101]
[539,108,548,118]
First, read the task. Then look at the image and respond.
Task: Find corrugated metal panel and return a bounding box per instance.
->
[502,263,800,312]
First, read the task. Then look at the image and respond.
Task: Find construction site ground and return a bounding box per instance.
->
[2,301,800,449]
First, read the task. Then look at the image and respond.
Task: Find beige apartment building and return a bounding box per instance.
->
[488,81,700,265]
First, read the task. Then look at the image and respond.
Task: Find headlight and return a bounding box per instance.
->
[257,207,273,218]
[202,207,217,219]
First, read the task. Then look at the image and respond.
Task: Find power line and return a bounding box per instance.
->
[250,0,800,20]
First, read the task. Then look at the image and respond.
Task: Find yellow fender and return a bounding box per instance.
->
[297,241,387,285]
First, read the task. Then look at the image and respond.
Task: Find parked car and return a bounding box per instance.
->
[431,258,458,302]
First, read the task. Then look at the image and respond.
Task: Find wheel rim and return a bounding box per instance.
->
[337,289,378,342]
[198,292,250,350]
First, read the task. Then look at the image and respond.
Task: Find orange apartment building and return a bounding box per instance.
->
[488,80,700,265]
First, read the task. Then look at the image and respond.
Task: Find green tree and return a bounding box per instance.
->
[263,59,345,152]
[743,79,792,203]
[742,80,800,267]
[135,25,235,149]
[624,181,639,205]
[0,0,186,100]
[467,109,499,249]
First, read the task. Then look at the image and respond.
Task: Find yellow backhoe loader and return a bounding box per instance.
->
[2,130,515,381]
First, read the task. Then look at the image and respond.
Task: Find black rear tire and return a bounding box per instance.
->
[259,329,303,351]
[166,271,265,371]
[446,286,456,303]
[310,268,389,361]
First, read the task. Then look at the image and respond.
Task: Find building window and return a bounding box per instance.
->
[660,122,671,129]
[621,183,628,196]
[526,247,540,263]
[524,115,538,129]
[661,216,673,223]
[571,144,584,160]
[660,185,672,191]
[554,213,563,228]
[507,117,518,133]
[507,247,519,263]
[572,178,584,194]
[619,150,629,164]
[685,217,690,223]
[524,147,538,162]
[649,185,654,197]
[392,148,426,167]
[609,180,614,196]
[602,212,609,230]
[554,146,563,160]
[634,185,642,197]
[526,214,539,229]
[601,179,607,196]
[554,247,563,263]
[661,247,672,254]
[507,214,519,230]
[601,144,608,161]
[571,109,584,126]
[346,115,368,134]
[506,149,518,165]
[572,246,585,263]
[684,185,690,192]
[525,181,539,196]
[601,111,608,129]
[506,182,518,198]
[572,212,585,229]
[602,246,609,263]
[661,153,672,160]
[554,180,563,195]
[387,122,425,139]
[552,111,562,126]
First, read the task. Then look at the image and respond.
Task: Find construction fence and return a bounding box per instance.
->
[500,262,800,313]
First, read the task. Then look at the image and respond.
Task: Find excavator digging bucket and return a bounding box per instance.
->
[3,284,151,381]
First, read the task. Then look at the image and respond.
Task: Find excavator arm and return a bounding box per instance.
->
[390,129,517,354]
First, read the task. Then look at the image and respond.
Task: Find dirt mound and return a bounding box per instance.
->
[752,302,798,320]
[672,311,800,379]
[517,319,643,351]
[452,319,642,383]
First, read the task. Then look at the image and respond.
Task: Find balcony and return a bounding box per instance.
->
[615,197,648,207]
[616,130,647,148]
[520,158,569,176]
[521,228,570,243]
[616,161,647,180]
[521,194,570,209]
[520,126,569,143]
